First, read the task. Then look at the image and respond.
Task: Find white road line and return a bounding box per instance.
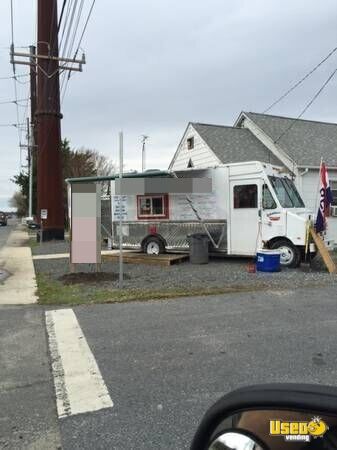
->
[45,309,113,418]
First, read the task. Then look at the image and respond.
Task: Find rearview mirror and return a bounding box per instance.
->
[191,384,337,450]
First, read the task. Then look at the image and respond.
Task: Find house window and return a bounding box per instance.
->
[234,184,258,208]
[187,137,194,150]
[137,195,169,219]
[331,180,337,206]
[187,158,194,168]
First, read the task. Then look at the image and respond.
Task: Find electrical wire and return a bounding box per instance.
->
[60,0,85,99]
[58,0,68,33]
[263,45,337,113]
[59,0,74,50]
[74,0,96,54]
[0,123,20,127]
[0,98,29,105]
[0,73,28,80]
[37,0,78,162]
[61,0,78,58]
[62,0,96,103]
[9,0,23,144]
[274,66,337,144]
[10,0,14,46]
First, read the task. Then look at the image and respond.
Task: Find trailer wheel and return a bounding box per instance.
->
[143,236,165,255]
[270,239,301,268]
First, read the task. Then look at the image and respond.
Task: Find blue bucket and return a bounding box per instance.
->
[256,250,281,272]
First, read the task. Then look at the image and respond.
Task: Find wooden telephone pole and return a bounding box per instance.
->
[29,45,37,217]
[36,0,64,240]
[11,0,85,241]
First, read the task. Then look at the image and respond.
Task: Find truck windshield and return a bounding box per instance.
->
[268,176,305,208]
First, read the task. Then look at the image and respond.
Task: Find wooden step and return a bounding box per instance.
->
[310,228,337,274]
[103,252,189,266]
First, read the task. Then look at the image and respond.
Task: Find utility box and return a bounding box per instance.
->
[70,183,101,267]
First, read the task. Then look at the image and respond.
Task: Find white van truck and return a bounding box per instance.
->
[111,161,316,267]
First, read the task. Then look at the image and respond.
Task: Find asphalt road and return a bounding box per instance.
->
[57,285,337,450]
[0,305,62,449]
[1,257,337,449]
[0,218,15,250]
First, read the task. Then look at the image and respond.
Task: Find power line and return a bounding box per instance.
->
[9,0,23,144]
[60,0,85,99]
[0,73,29,80]
[37,0,77,157]
[75,0,96,54]
[274,66,337,144]
[62,0,96,103]
[59,0,74,50]
[10,0,14,47]
[0,98,29,105]
[0,122,24,127]
[263,45,337,113]
[61,0,78,58]
[58,0,68,33]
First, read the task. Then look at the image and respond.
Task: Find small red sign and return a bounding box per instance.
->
[149,225,157,235]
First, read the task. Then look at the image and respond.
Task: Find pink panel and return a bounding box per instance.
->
[72,217,97,241]
[71,217,98,263]
[71,241,98,263]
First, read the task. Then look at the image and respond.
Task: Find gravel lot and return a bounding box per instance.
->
[32,240,337,292]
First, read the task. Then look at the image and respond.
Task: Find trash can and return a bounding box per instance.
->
[188,233,209,264]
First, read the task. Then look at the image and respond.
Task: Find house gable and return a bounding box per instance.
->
[235,112,298,175]
[168,123,221,171]
[236,111,337,169]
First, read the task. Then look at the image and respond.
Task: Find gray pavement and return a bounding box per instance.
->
[0,219,15,250]
[58,285,337,449]
[0,305,61,449]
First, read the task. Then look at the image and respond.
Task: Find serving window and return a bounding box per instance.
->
[233,184,258,208]
[137,194,169,219]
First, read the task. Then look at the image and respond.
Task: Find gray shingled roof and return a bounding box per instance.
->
[244,112,337,167]
[192,122,282,165]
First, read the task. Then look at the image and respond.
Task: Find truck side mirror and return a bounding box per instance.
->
[191,384,337,450]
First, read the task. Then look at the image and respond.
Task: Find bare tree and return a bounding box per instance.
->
[77,148,116,194]
[9,192,27,217]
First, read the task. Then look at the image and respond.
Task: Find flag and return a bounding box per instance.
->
[316,161,334,233]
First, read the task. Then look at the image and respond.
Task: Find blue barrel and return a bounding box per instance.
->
[256,250,281,272]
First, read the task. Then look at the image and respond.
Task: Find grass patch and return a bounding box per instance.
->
[28,237,39,249]
[36,273,268,306]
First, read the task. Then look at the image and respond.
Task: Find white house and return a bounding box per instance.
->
[169,112,337,242]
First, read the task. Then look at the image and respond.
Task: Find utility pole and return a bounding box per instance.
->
[29,45,37,147]
[29,45,37,217]
[35,0,64,240]
[141,135,149,172]
[10,2,85,240]
[27,117,33,218]
[118,131,124,289]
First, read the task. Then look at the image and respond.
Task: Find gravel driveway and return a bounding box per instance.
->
[33,246,337,292]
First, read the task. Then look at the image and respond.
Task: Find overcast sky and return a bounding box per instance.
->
[0,0,337,210]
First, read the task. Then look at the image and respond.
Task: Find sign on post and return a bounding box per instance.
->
[41,209,48,220]
[113,195,128,220]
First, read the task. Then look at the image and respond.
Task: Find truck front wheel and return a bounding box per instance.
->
[270,239,301,268]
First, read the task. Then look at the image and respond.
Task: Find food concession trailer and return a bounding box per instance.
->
[111,161,316,268]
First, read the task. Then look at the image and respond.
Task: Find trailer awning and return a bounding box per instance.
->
[65,170,171,184]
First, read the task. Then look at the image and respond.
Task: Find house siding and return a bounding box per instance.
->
[169,124,220,171]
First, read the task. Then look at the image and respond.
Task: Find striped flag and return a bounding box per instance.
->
[316,161,334,233]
